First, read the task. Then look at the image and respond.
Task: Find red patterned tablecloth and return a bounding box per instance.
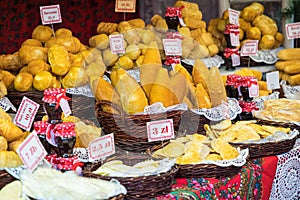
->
[155,139,300,200]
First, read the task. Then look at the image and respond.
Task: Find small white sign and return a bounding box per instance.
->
[60,98,71,117]
[249,78,259,98]
[231,53,240,67]
[14,96,39,131]
[228,8,240,25]
[230,32,240,47]
[40,5,62,25]
[88,133,115,161]
[115,0,136,13]
[266,71,280,90]
[285,22,300,39]
[163,39,182,56]
[109,34,125,54]
[241,40,258,56]
[147,119,174,142]
[17,133,47,172]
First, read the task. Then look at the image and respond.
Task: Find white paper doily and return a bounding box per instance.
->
[0,97,16,112]
[190,98,242,121]
[269,139,300,200]
[66,85,94,97]
[182,54,225,68]
[281,80,300,100]
[253,91,280,109]
[250,47,283,64]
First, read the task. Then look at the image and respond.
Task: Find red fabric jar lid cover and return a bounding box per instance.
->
[42,88,70,105]
[53,122,76,138]
[33,121,50,134]
[165,6,183,17]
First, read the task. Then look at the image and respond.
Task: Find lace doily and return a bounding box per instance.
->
[269,139,300,200]
[249,47,283,64]
[190,98,242,121]
[73,148,91,163]
[66,85,94,97]
[0,97,16,112]
[182,55,225,68]
[253,92,279,109]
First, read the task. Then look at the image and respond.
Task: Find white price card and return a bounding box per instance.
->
[147,119,174,142]
[249,78,259,98]
[14,96,39,131]
[163,39,182,56]
[285,22,300,39]
[222,101,230,120]
[40,5,62,25]
[241,40,258,56]
[115,0,136,13]
[59,98,71,117]
[228,8,240,25]
[230,32,240,47]
[266,71,280,90]
[17,133,47,172]
[231,53,240,67]
[109,34,125,54]
[88,133,115,161]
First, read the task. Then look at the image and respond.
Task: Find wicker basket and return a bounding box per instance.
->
[178,110,210,135]
[95,100,184,152]
[0,169,16,189]
[83,154,178,200]
[147,142,245,179]
[230,119,299,158]
[6,90,97,124]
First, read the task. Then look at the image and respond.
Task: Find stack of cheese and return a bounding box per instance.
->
[208,2,284,52]
[276,48,300,86]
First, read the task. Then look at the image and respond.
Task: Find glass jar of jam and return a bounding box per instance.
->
[165,7,180,31]
[53,122,76,158]
[33,121,53,154]
[240,76,257,102]
[238,100,258,120]
[226,74,241,99]
[224,24,239,49]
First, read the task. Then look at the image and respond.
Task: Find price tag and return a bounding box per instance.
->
[147,119,174,142]
[285,22,300,39]
[249,78,259,98]
[40,5,62,25]
[17,133,47,172]
[222,101,230,120]
[241,40,258,56]
[88,133,115,161]
[228,8,240,25]
[109,34,125,54]
[266,71,280,90]
[163,39,182,56]
[115,0,136,13]
[59,98,71,117]
[14,97,39,131]
[230,32,240,47]
[231,53,240,67]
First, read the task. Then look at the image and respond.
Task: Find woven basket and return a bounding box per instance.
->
[83,154,178,200]
[0,170,16,189]
[147,142,243,179]
[230,119,298,158]
[6,90,97,124]
[95,100,184,152]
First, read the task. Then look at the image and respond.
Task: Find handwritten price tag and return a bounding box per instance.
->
[241,40,258,56]
[163,39,182,56]
[17,133,47,172]
[231,53,240,67]
[14,96,39,131]
[228,8,240,25]
[266,71,280,90]
[147,119,174,142]
[109,34,125,54]
[230,32,240,47]
[88,133,115,161]
[286,22,300,39]
[249,78,259,98]
[40,5,62,25]
[115,0,136,13]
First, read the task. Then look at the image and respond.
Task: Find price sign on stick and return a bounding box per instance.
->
[88,133,115,161]
[266,71,280,90]
[115,0,136,13]
[228,8,240,25]
[163,39,182,56]
[17,133,47,172]
[109,34,125,54]
[14,96,39,131]
[241,40,258,56]
[40,5,62,25]
[286,22,300,39]
[147,119,175,142]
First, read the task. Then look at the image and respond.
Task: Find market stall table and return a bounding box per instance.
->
[154,139,300,200]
